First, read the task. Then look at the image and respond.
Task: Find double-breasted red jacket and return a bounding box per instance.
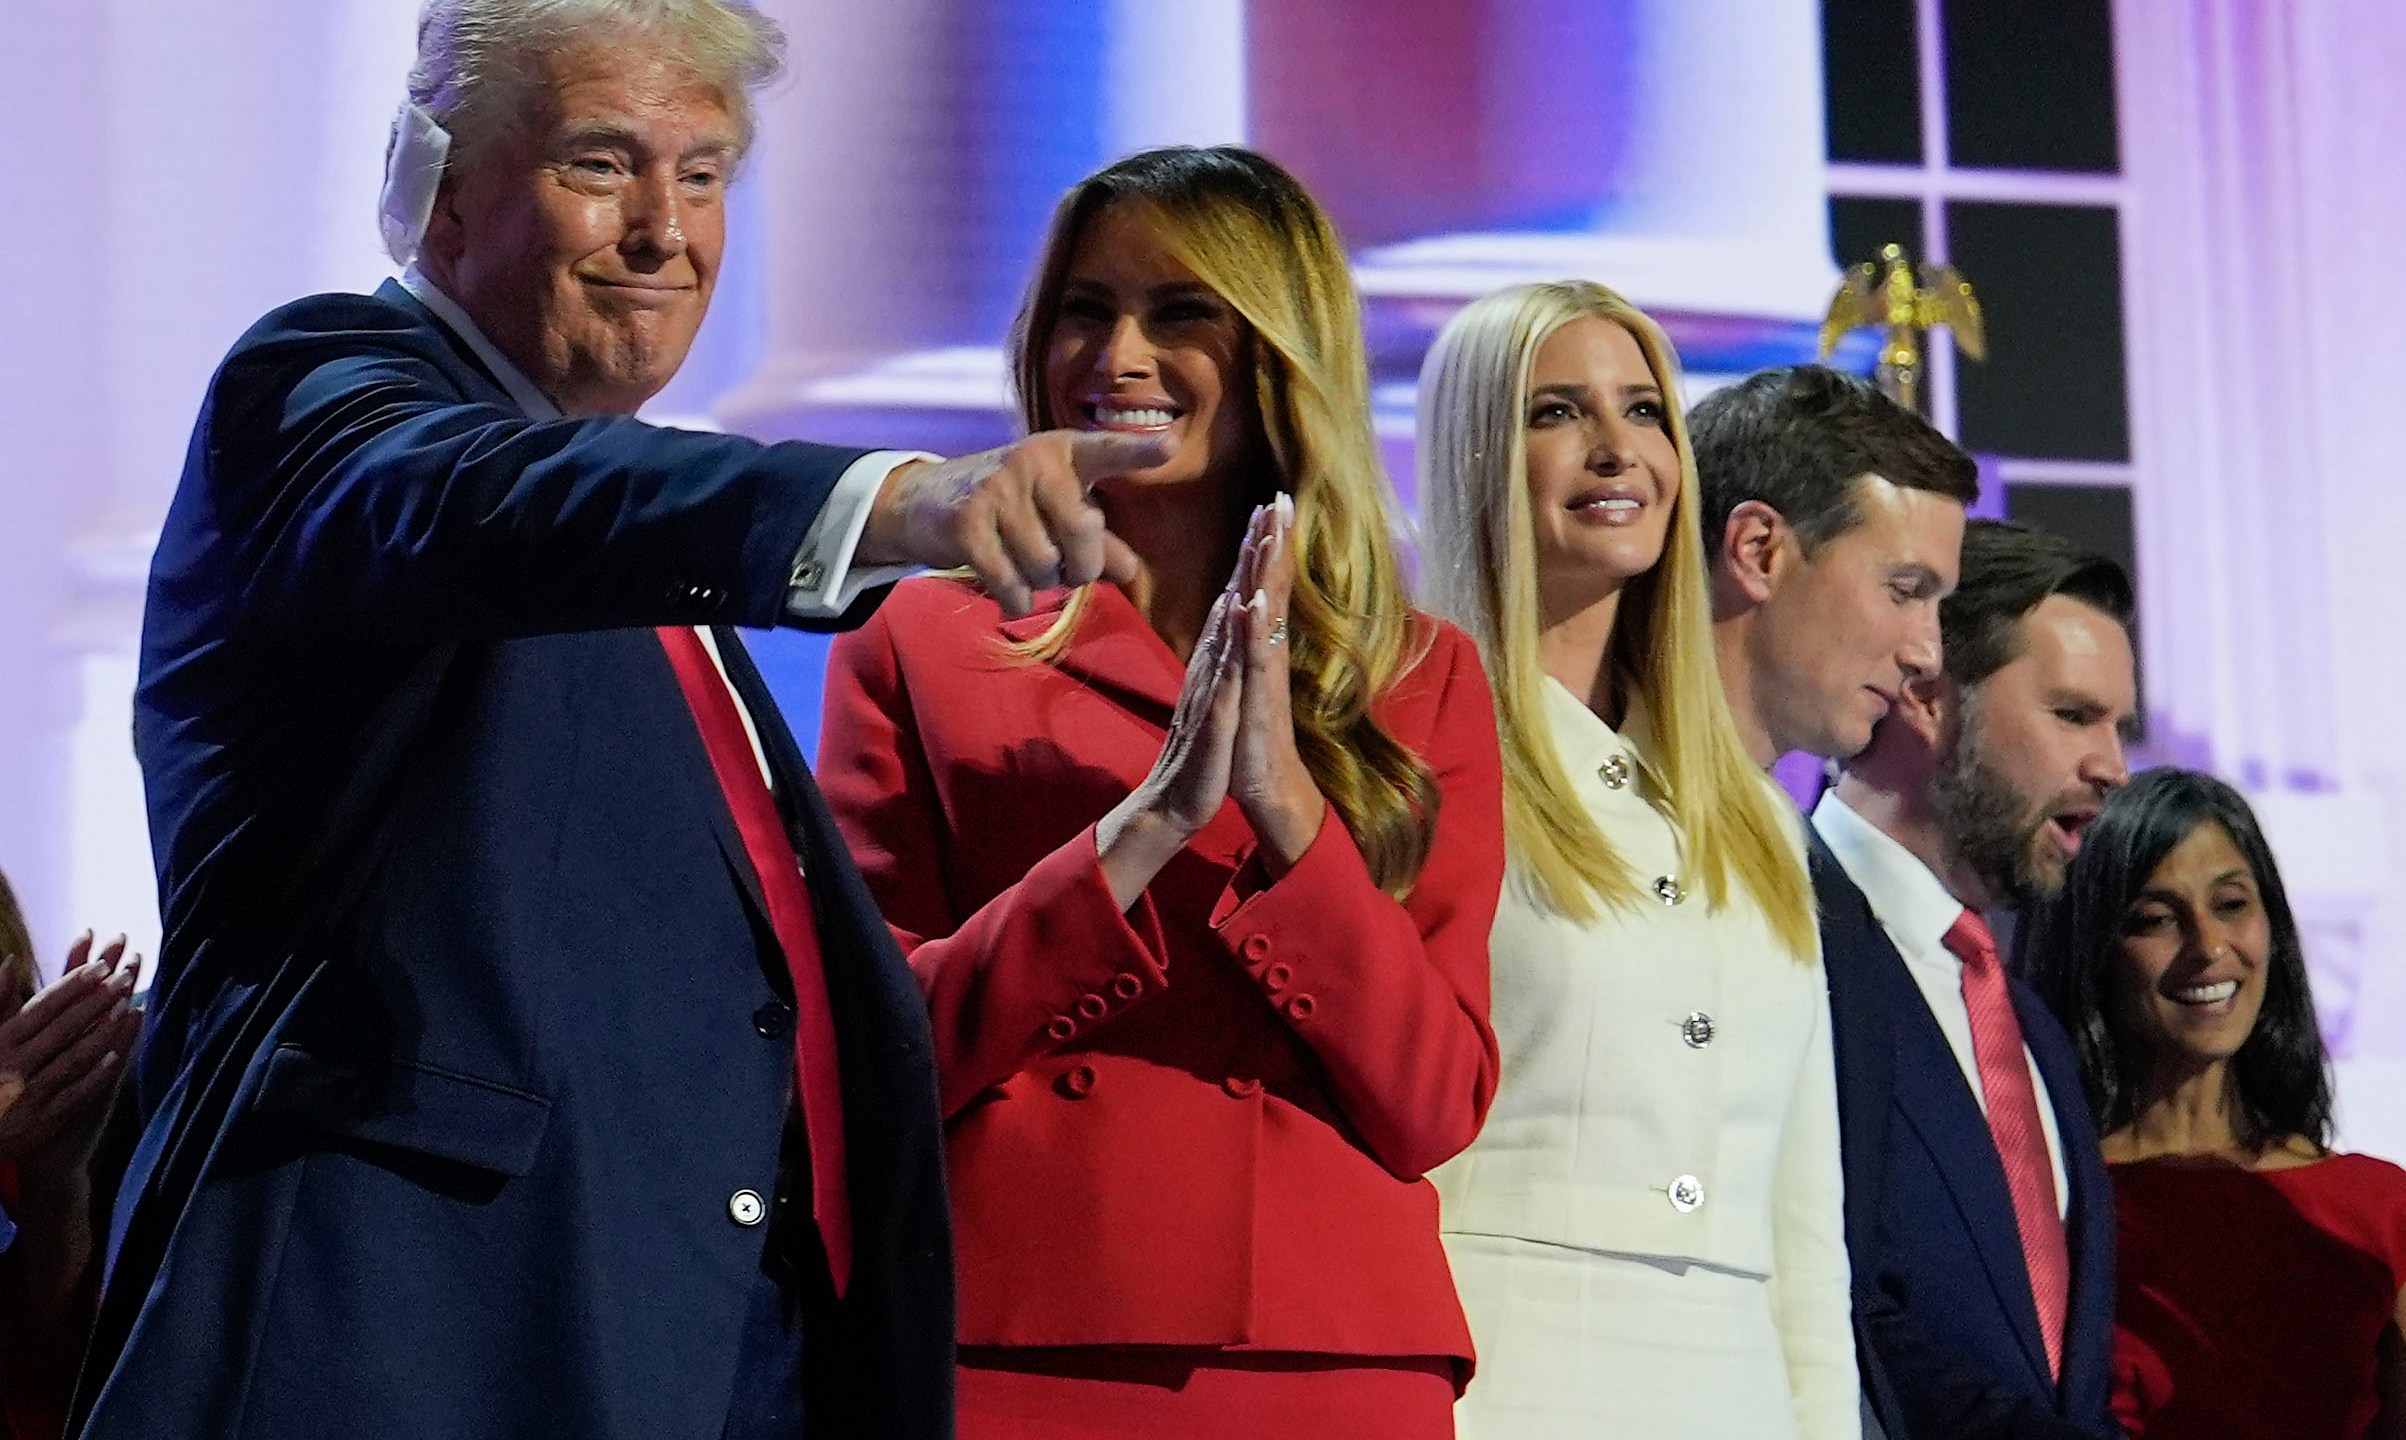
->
[817,576,1504,1379]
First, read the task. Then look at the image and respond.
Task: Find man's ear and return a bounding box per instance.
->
[419,173,467,270]
[1719,500,1790,605]
[1897,673,1954,748]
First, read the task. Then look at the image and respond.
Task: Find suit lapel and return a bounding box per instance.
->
[710,626,818,836]
[997,585,1184,716]
[1885,951,2058,1388]
[1814,844,2057,1389]
[637,628,775,934]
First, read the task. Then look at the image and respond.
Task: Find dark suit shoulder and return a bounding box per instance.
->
[209,286,484,404]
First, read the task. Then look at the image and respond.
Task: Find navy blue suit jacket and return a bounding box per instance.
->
[73,283,952,1439]
[1811,830,2116,1439]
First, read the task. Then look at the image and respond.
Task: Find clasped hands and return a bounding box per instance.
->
[1095,497,1326,910]
[0,933,141,1172]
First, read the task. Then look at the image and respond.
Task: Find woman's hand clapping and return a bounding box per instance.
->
[0,932,141,1171]
[1094,497,1321,908]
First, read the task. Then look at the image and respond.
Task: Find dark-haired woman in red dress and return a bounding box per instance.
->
[2023,767,2406,1438]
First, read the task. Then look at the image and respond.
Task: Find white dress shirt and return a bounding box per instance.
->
[1809,791,2070,1216]
[1436,679,1859,1440]
[399,267,929,788]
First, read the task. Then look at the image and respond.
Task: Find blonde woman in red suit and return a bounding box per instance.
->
[816,146,1507,1440]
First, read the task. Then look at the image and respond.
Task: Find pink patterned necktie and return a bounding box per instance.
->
[1944,908,2069,1380]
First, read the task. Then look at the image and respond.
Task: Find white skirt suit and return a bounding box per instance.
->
[1433,681,1859,1439]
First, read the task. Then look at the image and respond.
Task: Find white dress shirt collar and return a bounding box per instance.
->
[398,265,562,420]
[1811,788,1967,953]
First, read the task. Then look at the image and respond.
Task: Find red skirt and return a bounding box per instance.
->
[956,1347,1458,1440]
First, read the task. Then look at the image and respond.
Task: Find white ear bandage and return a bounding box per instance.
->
[379,102,454,267]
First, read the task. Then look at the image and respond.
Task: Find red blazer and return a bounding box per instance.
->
[818,577,1504,1373]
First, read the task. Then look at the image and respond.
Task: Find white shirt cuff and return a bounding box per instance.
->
[784,449,938,620]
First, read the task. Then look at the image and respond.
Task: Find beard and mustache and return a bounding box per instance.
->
[1930,698,2102,910]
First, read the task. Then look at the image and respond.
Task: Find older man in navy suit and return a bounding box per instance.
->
[71,3,1159,1437]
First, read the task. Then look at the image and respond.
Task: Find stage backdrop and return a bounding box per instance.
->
[3,0,2403,1150]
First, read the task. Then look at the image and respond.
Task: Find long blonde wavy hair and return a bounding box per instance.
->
[1008,146,1438,897]
[1417,280,1814,955]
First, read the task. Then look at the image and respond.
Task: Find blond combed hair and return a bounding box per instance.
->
[1417,281,1814,955]
[409,0,784,165]
[1009,146,1438,897]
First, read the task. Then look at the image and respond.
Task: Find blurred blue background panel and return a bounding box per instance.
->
[746,627,840,765]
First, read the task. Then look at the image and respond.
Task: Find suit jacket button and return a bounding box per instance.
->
[1076,993,1109,1020]
[729,1190,767,1226]
[1653,875,1687,906]
[754,1001,795,1037]
[1262,962,1293,991]
[1111,972,1144,1001]
[1222,1075,1261,1099]
[1599,754,1632,789]
[1058,1063,1098,1099]
[1045,1016,1077,1042]
[1667,1175,1705,1213]
[1681,1012,1715,1048]
[1284,993,1316,1022]
[1241,934,1272,961]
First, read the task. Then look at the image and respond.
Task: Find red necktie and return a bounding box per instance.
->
[657,626,851,1297]
[1944,908,2068,1379]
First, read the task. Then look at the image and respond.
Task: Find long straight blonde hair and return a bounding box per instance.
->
[1417,280,1814,955]
[1009,146,1438,897]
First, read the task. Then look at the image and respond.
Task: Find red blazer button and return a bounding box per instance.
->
[1284,993,1316,1022]
[1262,962,1293,991]
[1058,1063,1098,1098]
[1044,1016,1077,1042]
[1240,934,1273,961]
[1110,972,1144,1000]
[1075,993,1109,1019]
[1222,1075,1262,1099]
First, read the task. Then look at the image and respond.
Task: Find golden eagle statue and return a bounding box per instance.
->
[1817,242,1985,410]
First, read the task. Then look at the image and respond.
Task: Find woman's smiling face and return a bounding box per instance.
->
[1041,202,1264,497]
[2115,819,2274,1072]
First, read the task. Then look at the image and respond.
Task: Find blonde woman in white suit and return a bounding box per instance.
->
[1419,281,1858,1440]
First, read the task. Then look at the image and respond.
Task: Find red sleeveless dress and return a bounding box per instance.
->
[2110,1152,2406,1438]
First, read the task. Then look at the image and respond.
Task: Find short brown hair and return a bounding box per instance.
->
[1688,364,1980,554]
[1942,518,2134,689]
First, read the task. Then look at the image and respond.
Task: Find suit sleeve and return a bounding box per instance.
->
[1771,977,1865,1440]
[816,602,1178,1119]
[192,309,872,645]
[1204,624,1503,1181]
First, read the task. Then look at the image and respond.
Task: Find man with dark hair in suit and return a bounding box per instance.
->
[74,3,1162,1437]
[1815,519,2136,1438]
[1698,366,2133,1438]
[1691,364,1980,770]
